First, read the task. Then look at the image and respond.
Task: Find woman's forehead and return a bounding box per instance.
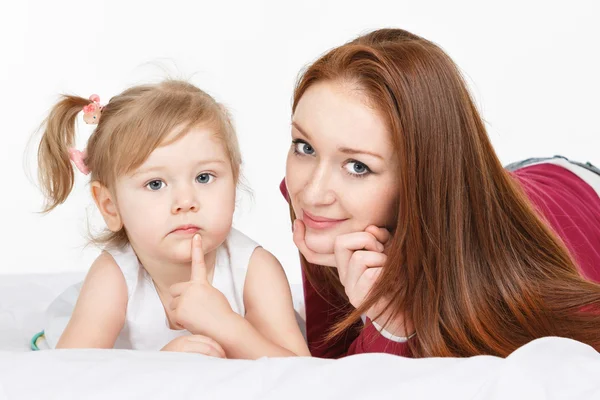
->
[293,81,393,158]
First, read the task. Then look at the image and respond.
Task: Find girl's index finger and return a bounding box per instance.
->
[191,234,208,283]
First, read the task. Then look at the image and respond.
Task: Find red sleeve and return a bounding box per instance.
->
[512,164,600,283]
[279,179,290,203]
[281,178,413,358]
[302,267,412,357]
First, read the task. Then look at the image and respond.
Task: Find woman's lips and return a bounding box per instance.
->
[302,210,348,230]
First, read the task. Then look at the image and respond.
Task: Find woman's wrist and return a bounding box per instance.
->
[367,307,415,341]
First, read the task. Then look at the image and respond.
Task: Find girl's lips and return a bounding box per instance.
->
[170,225,200,235]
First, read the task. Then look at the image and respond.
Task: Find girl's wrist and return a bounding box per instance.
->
[208,311,246,345]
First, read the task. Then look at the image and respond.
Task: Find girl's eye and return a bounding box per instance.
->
[344,161,371,177]
[146,180,165,191]
[292,139,315,156]
[196,173,215,184]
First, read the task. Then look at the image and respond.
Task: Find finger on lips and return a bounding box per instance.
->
[191,234,208,283]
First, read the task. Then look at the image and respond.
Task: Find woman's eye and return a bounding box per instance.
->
[196,173,215,184]
[293,140,315,156]
[146,180,165,191]
[344,161,371,177]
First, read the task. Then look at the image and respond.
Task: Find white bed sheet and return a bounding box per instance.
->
[0,273,599,400]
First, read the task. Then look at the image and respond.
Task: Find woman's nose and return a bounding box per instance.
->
[301,164,336,206]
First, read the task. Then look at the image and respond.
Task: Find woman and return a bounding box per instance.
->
[281,28,600,358]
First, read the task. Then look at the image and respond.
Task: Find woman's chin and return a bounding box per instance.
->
[303,233,335,256]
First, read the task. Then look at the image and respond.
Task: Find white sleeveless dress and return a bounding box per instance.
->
[36,228,259,350]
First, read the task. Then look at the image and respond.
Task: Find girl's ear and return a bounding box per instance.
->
[91,181,123,232]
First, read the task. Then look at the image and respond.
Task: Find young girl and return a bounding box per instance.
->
[31,80,309,359]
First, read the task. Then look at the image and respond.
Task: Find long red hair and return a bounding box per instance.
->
[291,28,600,357]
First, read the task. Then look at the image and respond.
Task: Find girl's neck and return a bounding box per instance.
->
[136,248,218,292]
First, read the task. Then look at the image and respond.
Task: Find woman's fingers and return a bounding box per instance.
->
[334,231,384,282]
[365,225,391,246]
[345,251,387,292]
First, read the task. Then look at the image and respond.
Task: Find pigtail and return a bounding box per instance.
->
[37,95,91,212]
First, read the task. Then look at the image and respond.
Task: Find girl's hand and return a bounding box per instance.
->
[169,235,236,337]
[161,335,226,358]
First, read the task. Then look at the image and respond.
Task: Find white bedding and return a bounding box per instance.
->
[1,273,599,399]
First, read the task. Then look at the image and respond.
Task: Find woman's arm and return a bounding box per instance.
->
[216,248,310,359]
[302,267,412,357]
[56,252,128,348]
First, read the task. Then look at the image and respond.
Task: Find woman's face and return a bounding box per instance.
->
[285,80,400,255]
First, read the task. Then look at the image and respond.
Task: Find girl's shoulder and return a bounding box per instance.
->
[99,244,140,298]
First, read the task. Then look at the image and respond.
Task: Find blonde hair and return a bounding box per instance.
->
[37,79,241,248]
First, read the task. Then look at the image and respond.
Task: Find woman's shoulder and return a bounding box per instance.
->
[511,162,600,282]
[510,162,600,220]
[511,161,600,204]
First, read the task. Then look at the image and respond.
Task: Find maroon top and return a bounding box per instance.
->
[280,163,600,358]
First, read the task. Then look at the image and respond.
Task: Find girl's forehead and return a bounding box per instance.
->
[139,128,229,169]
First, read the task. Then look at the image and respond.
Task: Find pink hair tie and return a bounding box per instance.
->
[68,148,90,175]
[82,94,103,125]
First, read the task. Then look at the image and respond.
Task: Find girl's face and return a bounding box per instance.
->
[285,80,400,256]
[114,126,236,264]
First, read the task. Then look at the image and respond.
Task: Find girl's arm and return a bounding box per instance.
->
[214,248,310,358]
[55,252,128,348]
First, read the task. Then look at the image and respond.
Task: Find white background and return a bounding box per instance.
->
[0,0,598,283]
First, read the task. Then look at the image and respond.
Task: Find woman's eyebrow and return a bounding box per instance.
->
[338,146,384,160]
[293,121,384,159]
[291,121,312,140]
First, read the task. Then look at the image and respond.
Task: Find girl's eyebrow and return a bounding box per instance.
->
[133,160,227,176]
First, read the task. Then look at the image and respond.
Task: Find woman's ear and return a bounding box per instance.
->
[90,181,123,232]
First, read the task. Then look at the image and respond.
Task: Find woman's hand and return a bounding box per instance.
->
[293,220,410,335]
[334,225,413,336]
[169,234,237,338]
[292,219,390,307]
[161,335,226,358]
[333,225,390,309]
